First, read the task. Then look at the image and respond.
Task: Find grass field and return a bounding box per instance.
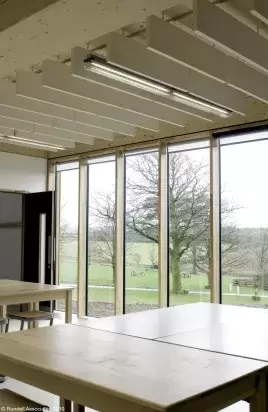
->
[59,240,268,308]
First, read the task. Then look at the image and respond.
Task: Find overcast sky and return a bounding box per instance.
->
[60,134,268,229]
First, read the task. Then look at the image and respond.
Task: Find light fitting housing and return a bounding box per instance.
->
[85,57,232,118]
[88,60,170,96]
[0,134,65,151]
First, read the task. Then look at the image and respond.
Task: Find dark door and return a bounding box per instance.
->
[22,191,54,310]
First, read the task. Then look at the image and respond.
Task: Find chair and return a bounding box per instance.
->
[7,310,54,331]
[0,389,48,410]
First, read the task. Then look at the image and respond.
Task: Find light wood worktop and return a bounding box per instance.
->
[0,279,73,296]
[74,302,268,339]
[0,324,265,411]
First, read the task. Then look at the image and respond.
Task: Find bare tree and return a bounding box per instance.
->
[149,245,157,268]
[250,227,268,291]
[133,253,141,267]
[59,202,72,256]
[88,191,136,284]
[87,151,243,295]
[126,151,244,294]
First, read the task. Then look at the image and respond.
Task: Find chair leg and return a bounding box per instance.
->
[20,320,25,331]
[28,322,31,330]
[5,319,9,333]
[49,318,54,326]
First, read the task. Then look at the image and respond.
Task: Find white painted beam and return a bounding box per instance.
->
[16,72,158,131]
[0,136,59,152]
[0,126,70,151]
[53,118,113,140]
[0,80,135,136]
[73,111,135,136]
[33,124,95,145]
[0,125,14,137]
[13,130,75,149]
[72,47,217,121]
[147,15,268,103]
[0,114,95,145]
[193,0,268,73]
[0,80,74,120]
[243,0,268,25]
[0,104,113,140]
[106,33,247,115]
[42,60,193,126]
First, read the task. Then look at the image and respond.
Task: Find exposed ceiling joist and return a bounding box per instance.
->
[0,80,135,136]
[42,60,194,126]
[16,70,158,131]
[0,137,59,152]
[193,0,268,73]
[241,0,268,25]
[73,111,135,136]
[106,32,247,115]
[147,15,268,103]
[12,130,75,149]
[0,114,95,145]
[72,46,218,121]
[33,124,94,145]
[218,0,268,34]
[0,103,114,140]
[0,0,189,80]
[0,126,14,137]
[0,126,74,152]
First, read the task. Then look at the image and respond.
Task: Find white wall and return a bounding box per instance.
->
[0,152,47,192]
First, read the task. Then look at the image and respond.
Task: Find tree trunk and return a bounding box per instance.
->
[192,244,197,275]
[112,262,116,285]
[206,272,210,287]
[171,246,182,294]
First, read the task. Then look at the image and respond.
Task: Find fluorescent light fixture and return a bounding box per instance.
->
[0,134,65,151]
[86,58,232,117]
[172,91,230,118]
[88,60,170,96]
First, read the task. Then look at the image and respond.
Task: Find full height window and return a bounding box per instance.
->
[220,131,268,308]
[124,150,159,313]
[57,163,79,313]
[87,156,116,317]
[168,141,210,306]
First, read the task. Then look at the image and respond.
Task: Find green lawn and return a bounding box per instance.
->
[59,260,268,295]
[59,240,268,307]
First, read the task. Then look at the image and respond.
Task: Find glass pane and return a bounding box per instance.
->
[87,158,116,317]
[125,151,159,313]
[56,161,79,172]
[168,142,210,306]
[58,168,79,313]
[221,138,268,308]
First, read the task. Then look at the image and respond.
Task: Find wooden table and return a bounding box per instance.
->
[74,302,268,339]
[157,321,268,363]
[0,279,73,323]
[0,324,266,412]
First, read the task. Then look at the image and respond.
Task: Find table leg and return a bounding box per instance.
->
[0,306,6,334]
[65,290,72,324]
[60,398,71,412]
[33,302,39,329]
[249,373,266,411]
[27,303,34,330]
[73,404,84,412]
[0,306,7,381]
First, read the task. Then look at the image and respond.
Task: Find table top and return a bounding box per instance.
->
[74,303,268,339]
[0,280,73,296]
[157,321,268,363]
[0,324,265,411]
